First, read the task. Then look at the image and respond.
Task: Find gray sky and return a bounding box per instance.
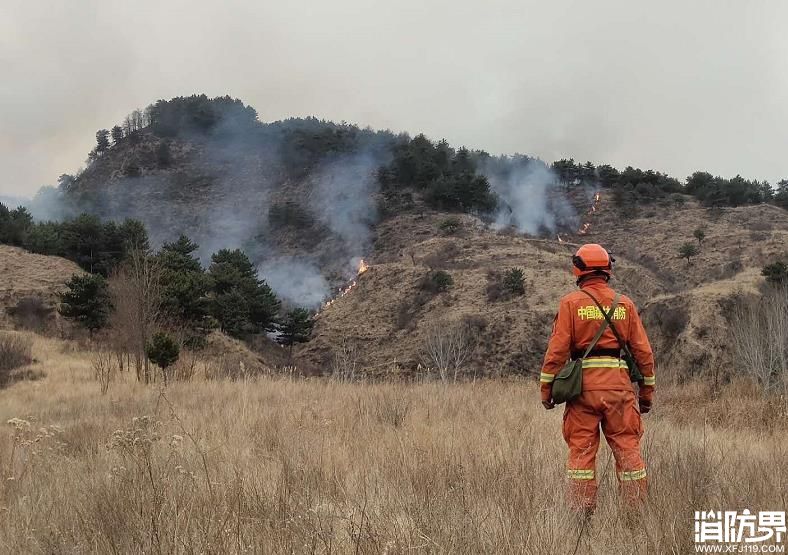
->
[2,0,787,196]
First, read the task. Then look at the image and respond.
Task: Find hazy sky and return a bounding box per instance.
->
[2,0,787,196]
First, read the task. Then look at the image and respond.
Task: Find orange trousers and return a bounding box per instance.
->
[563,389,647,510]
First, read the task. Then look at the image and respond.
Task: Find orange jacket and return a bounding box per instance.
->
[540,276,655,402]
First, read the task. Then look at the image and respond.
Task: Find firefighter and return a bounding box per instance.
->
[539,243,655,512]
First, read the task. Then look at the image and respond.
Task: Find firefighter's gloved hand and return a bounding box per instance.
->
[638,398,652,414]
[542,399,555,410]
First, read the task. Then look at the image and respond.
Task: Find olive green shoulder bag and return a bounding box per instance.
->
[551,293,621,405]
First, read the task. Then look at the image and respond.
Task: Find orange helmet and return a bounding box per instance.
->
[572,244,614,281]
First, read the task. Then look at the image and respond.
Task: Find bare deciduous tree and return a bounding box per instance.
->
[331,339,360,382]
[421,319,474,383]
[91,349,116,395]
[108,249,162,384]
[730,285,788,396]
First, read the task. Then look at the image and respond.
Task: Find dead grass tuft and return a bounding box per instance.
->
[0,332,34,387]
[0,334,785,553]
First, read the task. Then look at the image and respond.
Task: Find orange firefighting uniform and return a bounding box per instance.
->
[540,275,655,509]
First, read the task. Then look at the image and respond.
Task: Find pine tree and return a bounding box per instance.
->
[95,129,110,154]
[276,308,313,355]
[111,125,124,144]
[59,274,111,334]
[146,332,180,382]
[157,236,211,333]
[208,249,280,337]
[503,267,526,295]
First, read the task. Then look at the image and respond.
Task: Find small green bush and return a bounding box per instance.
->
[503,268,525,295]
[762,261,788,285]
[486,268,525,301]
[146,332,180,372]
[429,271,453,292]
[679,242,699,264]
[438,217,461,235]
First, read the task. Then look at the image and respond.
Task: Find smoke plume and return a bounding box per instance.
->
[483,157,577,235]
[309,151,382,274]
[258,257,330,309]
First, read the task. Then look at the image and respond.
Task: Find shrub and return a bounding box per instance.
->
[670,193,686,206]
[679,242,699,264]
[7,297,54,331]
[430,271,453,292]
[503,268,525,295]
[654,305,689,339]
[462,314,489,333]
[719,260,743,280]
[0,333,33,385]
[438,217,461,235]
[762,261,788,286]
[486,268,525,301]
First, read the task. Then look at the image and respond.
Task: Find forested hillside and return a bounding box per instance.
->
[2,94,787,377]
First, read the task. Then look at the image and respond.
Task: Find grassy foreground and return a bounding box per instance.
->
[0,334,785,554]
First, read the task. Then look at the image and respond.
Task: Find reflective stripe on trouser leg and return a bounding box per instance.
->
[567,469,594,480]
[563,395,602,511]
[598,390,648,506]
[618,469,646,481]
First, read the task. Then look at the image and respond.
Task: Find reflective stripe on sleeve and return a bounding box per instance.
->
[540,372,555,383]
[618,469,647,481]
[642,376,656,386]
[567,469,595,480]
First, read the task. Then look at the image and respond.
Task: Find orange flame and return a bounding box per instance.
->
[316,258,368,315]
[576,191,601,235]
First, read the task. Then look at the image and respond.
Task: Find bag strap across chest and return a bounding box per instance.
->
[579,292,621,359]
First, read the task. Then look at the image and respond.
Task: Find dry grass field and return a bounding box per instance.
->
[0,332,785,554]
